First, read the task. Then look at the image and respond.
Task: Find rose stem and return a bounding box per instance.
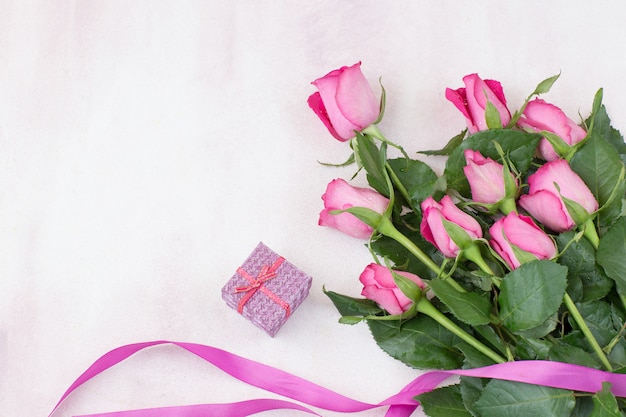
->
[416,297,506,364]
[562,292,612,371]
[377,217,468,294]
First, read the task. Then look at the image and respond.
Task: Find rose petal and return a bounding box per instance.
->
[335,63,379,130]
[464,149,507,204]
[489,218,520,269]
[439,195,482,239]
[361,286,404,315]
[307,92,345,141]
[313,73,361,140]
[503,214,557,259]
[519,190,573,232]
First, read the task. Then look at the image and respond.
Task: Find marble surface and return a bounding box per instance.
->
[2,2,626,416]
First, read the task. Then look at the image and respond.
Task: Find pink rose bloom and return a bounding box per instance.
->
[360,263,425,315]
[519,160,598,232]
[517,98,587,161]
[308,62,379,142]
[319,178,389,239]
[420,195,483,258]
[445,73,511,133]
[464,149,517,205]
[489,212,557,270]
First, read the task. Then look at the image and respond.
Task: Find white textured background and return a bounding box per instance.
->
[2,2,626,416]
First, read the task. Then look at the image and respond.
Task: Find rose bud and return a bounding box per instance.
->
[420,195,483,258]
[463,149,518,210]
[360,263,425,315]
[489,212,557,270]
[517,98,587,161]
[308,62,380,142]
[519,160,598,232]
[445,73,511,133]
[319,178,389,239]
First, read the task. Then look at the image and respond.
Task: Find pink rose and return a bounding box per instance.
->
[519,160,598,232]
[360,263,425,315]
[308,62,379,142]
[489,212,557,270]
[463,149,518,205]
[445,73,511,133]
[319,178,389,239]
[420,195,483,258]
[517,98,587,161]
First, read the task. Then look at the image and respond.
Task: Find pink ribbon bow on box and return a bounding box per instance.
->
[234,256,291,317]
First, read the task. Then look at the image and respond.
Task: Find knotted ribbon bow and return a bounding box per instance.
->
[234,256,291,316]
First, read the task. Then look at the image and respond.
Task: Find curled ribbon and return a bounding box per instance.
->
[234,256,291,317]
[48,340,626,417]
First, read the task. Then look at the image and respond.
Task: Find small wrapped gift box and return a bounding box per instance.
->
[222,242,313,337]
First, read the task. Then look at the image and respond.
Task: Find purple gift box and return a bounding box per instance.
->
[222,242,313,337]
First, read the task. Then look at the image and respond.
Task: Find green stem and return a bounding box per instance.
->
[463,244,502,287]
[385,162,413,209]
[583,219,600,250]
[378,217,442,276]
[362,124,410,161]
[563,292,612,371]
[605,321,626,355]
[377,217,468,293]
[416,297,506,364]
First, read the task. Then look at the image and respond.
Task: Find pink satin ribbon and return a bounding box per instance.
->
[48,340,626,417]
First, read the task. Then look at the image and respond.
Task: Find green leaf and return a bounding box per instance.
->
[532,73,561,95]
[445,130,541,197]
[598,217,626,296]
[569,300,616,348]
[420,129,467,156]
[585,104,626,156]
[608,339,626,369]
[498,261,568,332]
[317,151,355,167]
[514,313,558,339]
[557,231,596,273]
[515,338,551,360]
[548,341,603,369]
[323,288,383,317]
[571,396,596,417]
[386,158,438,207]
[560,330,589,350]
[460,376,488,416]
[428,279,492,325]
[353,132,389,196]
[570,132,625,227]
[590,382,622,417]
[473,324,510,357]
[473,380,575,417]
[557,232,613,302]
[457,341,498,369]
[368,314,464,369]
[338,316,365,325]
[417,384,473,417]
[587,89,604,134]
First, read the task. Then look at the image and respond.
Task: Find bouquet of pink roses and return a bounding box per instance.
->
[309,63,626,416]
